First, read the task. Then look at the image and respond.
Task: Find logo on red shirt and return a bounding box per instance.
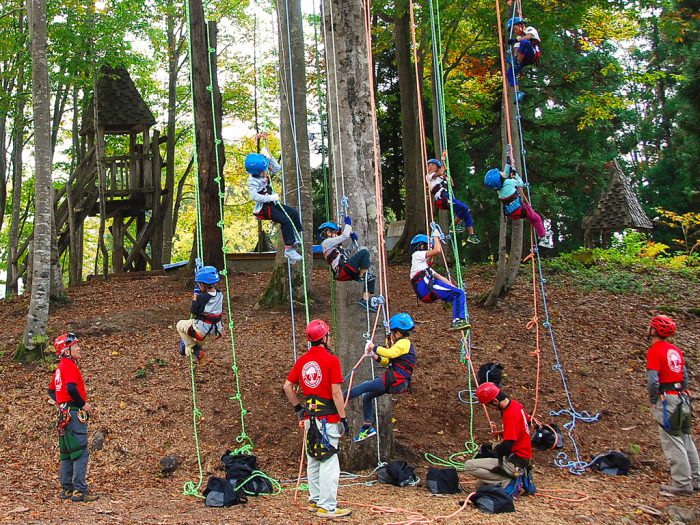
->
[54,369,63,392]
[667,349,683,374]
[302,361,322,388]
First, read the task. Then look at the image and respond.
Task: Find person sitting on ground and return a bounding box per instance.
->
[426,158,480,244]
[645,315,699,496]
[505,16,541,90]
[318,216,377,312]
[245,142,303,264]
[484,163,553,248]
[346,313,417,443]
[176,265,223,362]
[464,382,533,489]
[283,319,352,518]
[409,229,470,331]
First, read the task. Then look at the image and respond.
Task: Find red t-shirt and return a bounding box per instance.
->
[502,399,532,460]
[287,346,344,423]
[49,357,87,405]
[646,340,685,384]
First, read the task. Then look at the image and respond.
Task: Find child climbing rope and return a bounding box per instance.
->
[505,16,541,90]
[245,146,303,263]
[176,265,223,362]
[48,333,99,502]
[283,319,352,518]
[426,158,480,244]
[484,163,553,248]
[409,230,470,331]
[346,313,417,443]
[318,216,377,312]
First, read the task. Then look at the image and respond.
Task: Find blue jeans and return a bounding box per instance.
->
[415,277,466,320]
[346,377,386,423]
[506,40,535,86]
[436,192,474,228]
[60,412,90,493]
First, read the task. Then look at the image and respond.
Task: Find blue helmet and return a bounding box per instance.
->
[484,168,503,190]
[507,17,525,30]
[245,153,269,175]
[317,221,340,241]
[410,234,429,246]
[195,265,221,285]
[389,313,415,332]
[427,158,442,168]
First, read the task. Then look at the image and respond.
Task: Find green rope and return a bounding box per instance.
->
[234,470,283,496]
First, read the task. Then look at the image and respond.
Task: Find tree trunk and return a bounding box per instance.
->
[325,0,392,469]
[388,0,426,260]
[162,0,178,265]
[67,84,82,285]
[257,0,313,308]
[189,3,225,269]
[6,64,25,297]
[19,0,52,361]
[0,113,7,237]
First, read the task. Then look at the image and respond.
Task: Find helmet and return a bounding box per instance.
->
[389,313,415,332]
[54,332,79,357]
[506,17,525,30]
[649,315,677,338]
[306,319,330,343]
[244,153,269,175]
[410,234,429,246]
[195,265,221,285]
[484,168,503,190]
[317,221,340,241]
[476,382,501,404]
[427,159,442,168]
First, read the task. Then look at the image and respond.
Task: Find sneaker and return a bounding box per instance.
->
[308,502,319,513]
[538,235,553,249]
[467,234,481,245]
[450,319,471,331]
[659,484,694,496]
[193,345,204,362]
[179,340,186,357]
[71,491,100,502]
[60,487,73,500]
[515,91,526,102]
[353,425,377,442]
[284,247,302,264]
[358,299,378,313]
[453,222,466,234]
[317,507,353,518]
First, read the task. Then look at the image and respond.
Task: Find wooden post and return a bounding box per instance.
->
[150,129,163,269]
[129,131,138,190]
[112,213,123,273]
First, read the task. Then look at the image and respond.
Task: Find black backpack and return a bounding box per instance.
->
[477,362,504,387]
[474,443,498,459]
[221,452,274,495]
[589,451,631,475]
[531,423,564,450]
[426,467,461,494]
[203,476,247,507]
[470,485,515,513]
[377,460,419,487]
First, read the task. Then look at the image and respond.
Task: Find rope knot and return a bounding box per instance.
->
[526,317,539,330]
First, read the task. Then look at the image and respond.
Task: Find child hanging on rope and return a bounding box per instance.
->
[245,143,303,264]
[346,313,416,442]
[176,265,223,362]
[318,216,377,312]
[426,158,480,244]
[409,229,470,331]
[505,17,541,94]
[484,163,553,248]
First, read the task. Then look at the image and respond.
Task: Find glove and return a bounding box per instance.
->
[270,193,280,202]
[507,38,518,45]
[293,404,306,421]
[341,417,350,436]
[344,215,352,226]
[364,340,375,356]
[350,232,359,242]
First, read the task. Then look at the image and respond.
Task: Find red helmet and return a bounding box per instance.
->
[476,382,501,405]
[306,319,330,343]
[650,315,677,338]
[54,332,78,356]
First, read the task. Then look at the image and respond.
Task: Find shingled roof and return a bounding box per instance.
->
[582,160,653,232]
[80,65,156,136]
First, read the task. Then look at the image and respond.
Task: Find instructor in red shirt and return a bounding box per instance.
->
[646,315,699,496]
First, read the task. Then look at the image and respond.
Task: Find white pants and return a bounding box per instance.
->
[305,420,341,511]
[464,457,518,488]
[176,319,214,353]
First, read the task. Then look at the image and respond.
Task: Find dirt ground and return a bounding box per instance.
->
[0,263,698,524]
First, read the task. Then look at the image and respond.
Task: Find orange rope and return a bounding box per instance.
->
[340,492,475,525]
[495,0,514,153]
[535,489,590,503]
[523,229,542,421]
[293,425,307,506]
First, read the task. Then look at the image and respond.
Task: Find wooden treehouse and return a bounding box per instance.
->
[582,160,653,248]
[57,65,167,275]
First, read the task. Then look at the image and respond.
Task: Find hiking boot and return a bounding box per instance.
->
[450,319,471,331]
[284,247,303,264]
[71,491,99,503]
[317,507,353,518]
[179,340,186,357]
[659,484,694,496]
[193,345,204,362]
[353,425,377,443]
[60,487,73,500]
[358,299,377,313]
[467,234,481,245]
[538,235,553,249]
[308,502,319,513]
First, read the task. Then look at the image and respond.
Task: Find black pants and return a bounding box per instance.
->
[257,202,303,246]
[342,249,375,294]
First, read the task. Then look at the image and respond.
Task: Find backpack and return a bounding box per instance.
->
[531,423,564,451]
[306,417,338,461]
[477,362,504,387]
[470,485,515,514]
[203,476,247,507]
[426,467,461,494]
[377,460,419,487]
[474,443,499,459]
[589,451,631,475]
[221,452,274,495]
